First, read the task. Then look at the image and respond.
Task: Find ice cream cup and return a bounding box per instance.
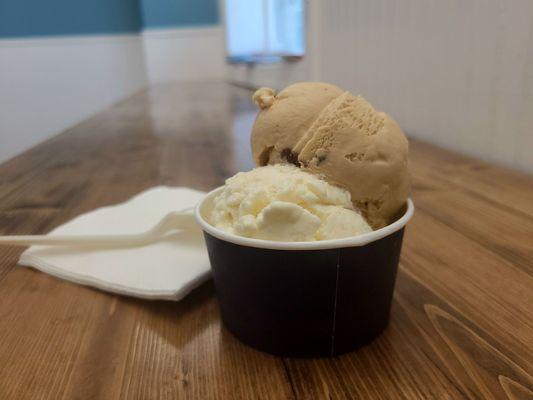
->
[195,186,414,357]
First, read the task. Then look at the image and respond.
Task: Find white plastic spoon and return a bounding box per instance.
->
[0,209,198,247]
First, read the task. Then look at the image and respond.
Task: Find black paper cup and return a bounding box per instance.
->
[195,187,414,358]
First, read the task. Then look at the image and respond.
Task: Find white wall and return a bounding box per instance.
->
[310,0,533,173]
[0,34,148,163]
[142,27,226,83]
[141,25,308,89]
[0,27,232,163]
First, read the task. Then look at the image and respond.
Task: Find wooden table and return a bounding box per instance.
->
[0,82,532,399]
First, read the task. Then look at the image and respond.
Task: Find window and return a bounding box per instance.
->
[225,0,305,63]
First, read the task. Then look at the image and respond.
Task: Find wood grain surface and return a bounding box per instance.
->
[0,82,532,399]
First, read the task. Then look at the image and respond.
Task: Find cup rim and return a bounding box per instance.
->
[195,186,414,250]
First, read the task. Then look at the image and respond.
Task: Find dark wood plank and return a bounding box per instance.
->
[0,82,532,399]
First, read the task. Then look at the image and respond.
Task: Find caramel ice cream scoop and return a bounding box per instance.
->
[251,82,343,165]
[251,83,409,228]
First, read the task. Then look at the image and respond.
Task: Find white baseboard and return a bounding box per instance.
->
[0,34,148,163]
[142,27,226,83]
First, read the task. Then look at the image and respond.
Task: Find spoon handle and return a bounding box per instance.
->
[0,234,152,247]
[0,210,198,247]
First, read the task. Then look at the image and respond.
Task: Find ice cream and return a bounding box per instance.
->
[252,83,343,165]
[210,165,372,241]
[252,83,409,228]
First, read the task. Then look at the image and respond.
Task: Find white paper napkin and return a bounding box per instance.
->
[18,187,210,301]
